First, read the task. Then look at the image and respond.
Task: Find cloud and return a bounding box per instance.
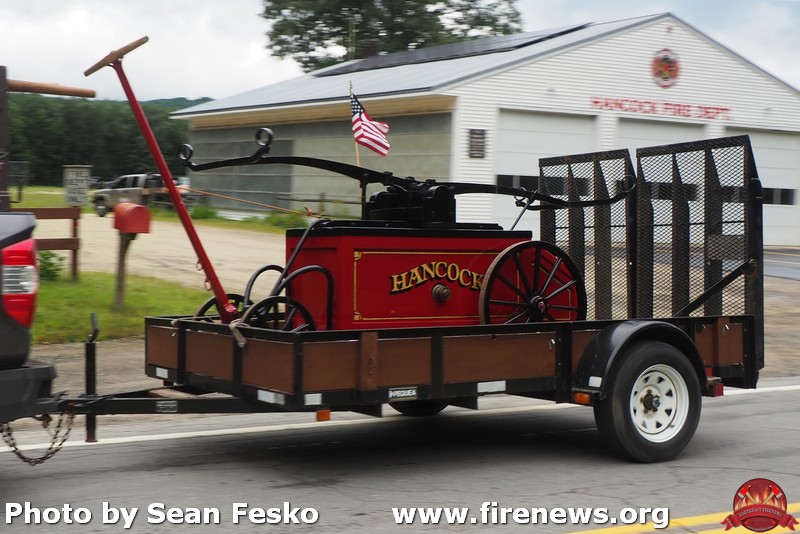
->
[0,0,303,100]
[0,0,796,101]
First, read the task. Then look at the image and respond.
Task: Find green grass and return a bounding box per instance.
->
[33,272,211,344]
[19,186,320,343]
[16,186,314,233]
[11,186,89,210]
[149,205,314,231]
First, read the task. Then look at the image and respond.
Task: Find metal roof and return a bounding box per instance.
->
[173,14,669,118]
[316,23,589,77]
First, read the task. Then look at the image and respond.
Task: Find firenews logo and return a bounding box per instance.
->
[721,479,798,531]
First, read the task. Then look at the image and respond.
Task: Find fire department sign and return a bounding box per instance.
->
[652,48,680,88]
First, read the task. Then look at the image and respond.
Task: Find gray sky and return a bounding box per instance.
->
[0,0,797,101]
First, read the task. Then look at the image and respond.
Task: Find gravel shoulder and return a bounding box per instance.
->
[33,213,286,293]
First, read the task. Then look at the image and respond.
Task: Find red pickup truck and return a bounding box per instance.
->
[0,211,57,423]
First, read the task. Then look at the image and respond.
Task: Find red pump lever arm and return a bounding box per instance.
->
[85,37,237,323]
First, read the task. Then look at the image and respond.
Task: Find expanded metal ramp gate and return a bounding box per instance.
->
[538,136,763,367]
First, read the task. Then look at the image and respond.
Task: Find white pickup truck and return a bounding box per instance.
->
[91,173,199,216]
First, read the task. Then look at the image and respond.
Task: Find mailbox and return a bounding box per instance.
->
[113,202,151,234]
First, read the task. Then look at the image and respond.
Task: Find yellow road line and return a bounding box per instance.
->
[570,501,800,533]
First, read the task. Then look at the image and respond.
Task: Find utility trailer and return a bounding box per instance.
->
[121,132,761,464]
[6,39,764,465]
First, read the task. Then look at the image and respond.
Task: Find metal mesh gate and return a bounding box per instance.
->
[539,149,635,320]
[537,136,762,327]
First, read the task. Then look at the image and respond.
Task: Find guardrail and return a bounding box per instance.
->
[11,207,80,281]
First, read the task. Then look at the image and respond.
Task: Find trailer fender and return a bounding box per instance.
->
[574,320,706,401]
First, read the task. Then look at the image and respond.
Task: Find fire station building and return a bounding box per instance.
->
[174,12,800,245]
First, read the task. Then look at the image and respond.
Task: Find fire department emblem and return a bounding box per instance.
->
[721,478,798,531]
[652,48,680,88]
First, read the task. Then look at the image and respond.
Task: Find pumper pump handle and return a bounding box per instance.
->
[84,36,149,76]
[7,79,95,98]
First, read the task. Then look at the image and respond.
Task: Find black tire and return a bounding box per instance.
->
[593,341,701,463]
[389,400,448,417]
[241,295,316,332]
[193,293,250,321]
[95,200,108,217]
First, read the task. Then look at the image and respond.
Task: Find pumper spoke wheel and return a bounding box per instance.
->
[479,241,586,324]
[194,293,250,322]
[241,295,316,332]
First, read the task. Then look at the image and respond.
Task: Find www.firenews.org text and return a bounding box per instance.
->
[392,502,669,528]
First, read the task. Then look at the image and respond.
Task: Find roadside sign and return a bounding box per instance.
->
[63,165,92,206]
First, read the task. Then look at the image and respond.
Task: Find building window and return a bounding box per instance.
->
[762,188,795,205]
[468,129,487,159]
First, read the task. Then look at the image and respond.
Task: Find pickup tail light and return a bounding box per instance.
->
[1,238,38,328]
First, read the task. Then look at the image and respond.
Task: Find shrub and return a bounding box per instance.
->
[38,251,64,281]
[263,211,311,229]
[190,204,218,219]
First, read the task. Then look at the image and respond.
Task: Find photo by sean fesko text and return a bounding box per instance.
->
[4,502,320,529]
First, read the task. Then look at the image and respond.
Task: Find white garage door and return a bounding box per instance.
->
[726,128,800,246]
[617,118,705,151]
[492,110,597,233]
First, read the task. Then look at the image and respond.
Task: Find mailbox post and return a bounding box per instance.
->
[113,202,150,309]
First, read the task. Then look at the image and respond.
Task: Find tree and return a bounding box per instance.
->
[262,0,522,72]
[8,94,202,185]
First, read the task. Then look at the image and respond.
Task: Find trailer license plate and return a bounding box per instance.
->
[388,387,418,401]
[155,400,178,413]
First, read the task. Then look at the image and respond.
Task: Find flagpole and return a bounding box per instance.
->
[350,81,361,167]
[350,81,365,217]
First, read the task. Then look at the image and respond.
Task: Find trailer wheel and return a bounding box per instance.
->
[390,400,447,417]
[95,200,108,217]
[479,241,586,324]
[593,341,701,463]
[241,295,316,332]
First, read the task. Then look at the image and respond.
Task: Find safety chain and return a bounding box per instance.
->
[1,412,75,466]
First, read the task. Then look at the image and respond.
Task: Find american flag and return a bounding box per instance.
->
[351,93,390,157]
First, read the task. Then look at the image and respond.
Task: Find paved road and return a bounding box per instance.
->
[2,378,799,533]
[764,247,800,280]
